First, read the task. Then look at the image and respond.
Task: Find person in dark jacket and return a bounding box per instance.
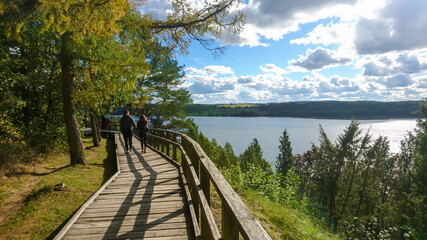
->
[137,111,150,153]
[120,109,136,153]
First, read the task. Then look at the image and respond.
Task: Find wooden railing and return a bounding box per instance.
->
[148,128,272,240]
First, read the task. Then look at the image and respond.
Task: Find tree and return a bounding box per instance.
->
[0,19,64,152]
[411,99,427,234]
[141,53,192,128]
[1,0,245,165]
[239,138,272,174]
[275,129,294,176]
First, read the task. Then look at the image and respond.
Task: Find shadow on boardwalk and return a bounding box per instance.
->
[58,135,193,239]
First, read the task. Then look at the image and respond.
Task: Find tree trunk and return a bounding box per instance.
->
[96,115,102,141]
[338,159,358,221]
[90,113,100,147]
[60,32,87,165]
[356,157,372,216]
[20,46,31,132]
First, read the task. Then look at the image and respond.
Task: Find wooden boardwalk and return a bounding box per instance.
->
[58,134,194,240]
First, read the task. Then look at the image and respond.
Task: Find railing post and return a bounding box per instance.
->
[156,130,160,150]
[200,162,210,206]
[161,131,165,153]
[172,133,177,161]
[222,203,239,240]
[166,132,170,157]
[148,130,152,146]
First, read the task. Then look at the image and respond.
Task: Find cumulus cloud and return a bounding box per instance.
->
[260,64,288,74]
[379,75,414,88]
[363,62,393,76]
[360,53,427,77]
[138,0,173,20]
[354,0,427,54]
[188,82,215,94]
[290,22,355,46]
[186,65,234,76]
[219,0,368,46]
[289,47,352,71]
[415,76,427,89]
[237,76,254,84]
[184,65,426,103]
[395,54,426,74]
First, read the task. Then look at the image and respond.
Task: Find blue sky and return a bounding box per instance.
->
[142,0,427,103]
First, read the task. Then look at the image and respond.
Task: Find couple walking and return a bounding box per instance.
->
[119,109,150,153]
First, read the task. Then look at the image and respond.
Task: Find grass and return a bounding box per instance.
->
[207,182,340,239]
[232,186,341,240]
[0,136,116,240]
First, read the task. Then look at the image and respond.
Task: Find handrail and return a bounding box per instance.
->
[148,128,272,240]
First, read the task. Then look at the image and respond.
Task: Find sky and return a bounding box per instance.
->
[141,0,427,104]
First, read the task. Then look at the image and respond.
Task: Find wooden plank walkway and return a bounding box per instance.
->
[60,134,194,240]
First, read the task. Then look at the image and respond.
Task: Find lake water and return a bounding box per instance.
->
[191,116,418,164]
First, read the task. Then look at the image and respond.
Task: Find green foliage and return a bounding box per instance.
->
[1,0,245,165]
[342,217,399,240]
[0,19,66,168]
[293,111,427,238]
[181,118,238,170]
[238,164,304,209]
[142,53,192,128]
[239,138,272,174]
[276,129,294,176]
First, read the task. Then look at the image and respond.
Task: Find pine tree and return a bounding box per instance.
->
[239,138,272,174]
[276,129,294,176]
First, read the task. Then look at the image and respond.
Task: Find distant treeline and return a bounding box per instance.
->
[186,101,422,119]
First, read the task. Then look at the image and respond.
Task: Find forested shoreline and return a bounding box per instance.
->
[186,101,421,119]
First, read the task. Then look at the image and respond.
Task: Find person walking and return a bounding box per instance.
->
[137,111,150,153]
[120,109,136,153]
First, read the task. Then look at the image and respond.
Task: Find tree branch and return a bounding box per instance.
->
[150,0,234,30]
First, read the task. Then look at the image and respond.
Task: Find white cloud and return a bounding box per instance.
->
[415,76,427,89]
[260,64,288,75]
[354,0,427,54]
[187,81,218,94]
[359,52,427,77]
[143,1,427,103]
[139,0,174,20]
[362,62,393,77]
[237,76,254,84]
[186,65,234,76]
[220,0,388,47]
[395,54,427,74]
[289,47,352,71]
[290,22,355,46]
[184,64,427,103]
[379,75,415,88]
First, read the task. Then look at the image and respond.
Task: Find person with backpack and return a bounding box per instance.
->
[106,118,111,130]
[120,109,136,153]
[137,110,150,153]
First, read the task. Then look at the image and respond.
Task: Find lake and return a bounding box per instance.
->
[191,116,418,164]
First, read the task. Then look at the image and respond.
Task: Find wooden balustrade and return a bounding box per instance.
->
[147,128,271,240]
